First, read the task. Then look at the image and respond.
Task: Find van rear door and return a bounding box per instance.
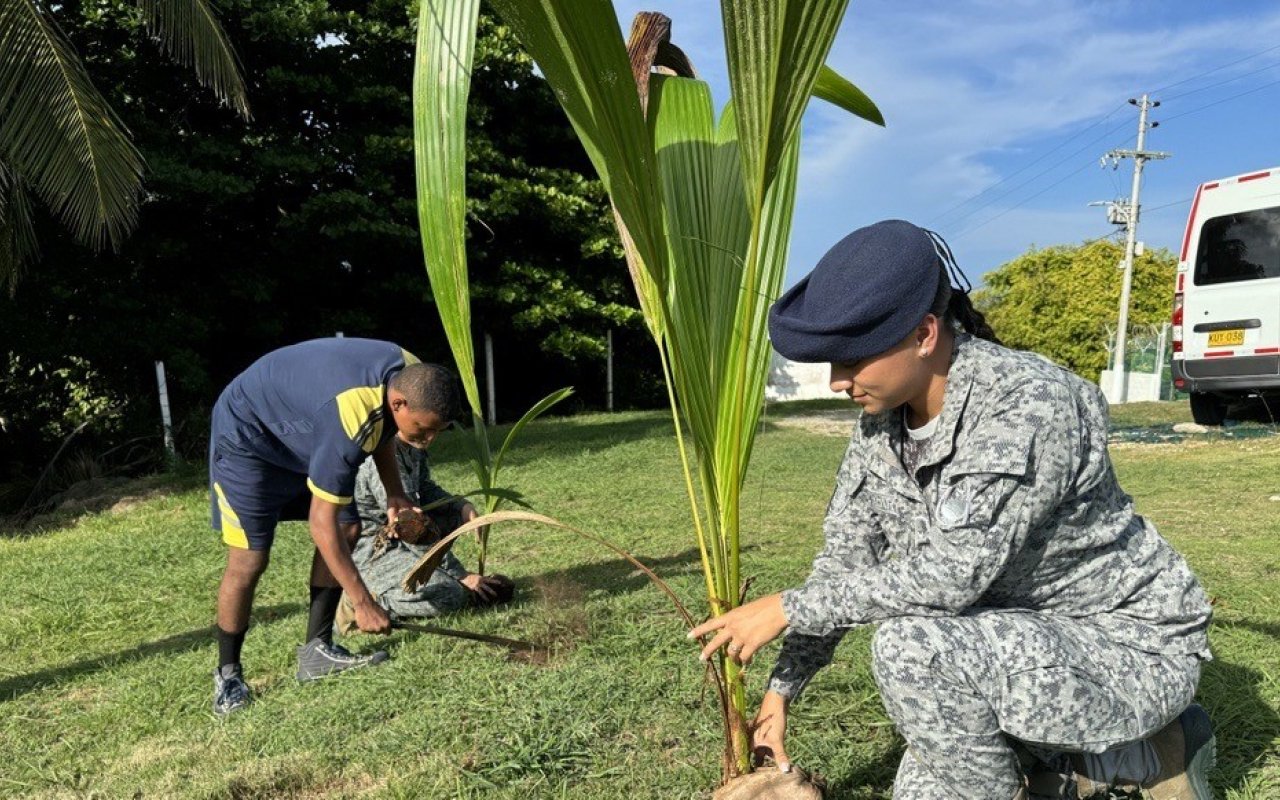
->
[1184,203,1280,361]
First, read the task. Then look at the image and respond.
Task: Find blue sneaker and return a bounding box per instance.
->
[295,637,388,682]
[213,663,252,716]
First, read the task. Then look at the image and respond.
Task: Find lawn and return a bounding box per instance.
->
[2,401,1278,798]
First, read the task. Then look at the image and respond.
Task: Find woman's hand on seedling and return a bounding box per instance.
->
[687,592,789,665]
[750,691,792,773]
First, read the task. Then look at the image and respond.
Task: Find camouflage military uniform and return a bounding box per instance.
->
[767,334,1212,799]
[347,438,471,618]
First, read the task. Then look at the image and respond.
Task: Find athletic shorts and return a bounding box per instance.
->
[209,445,313,550]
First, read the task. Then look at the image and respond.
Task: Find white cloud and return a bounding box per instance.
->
[606,1,1280,283]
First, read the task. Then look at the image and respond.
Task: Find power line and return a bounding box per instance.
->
[926,103,1128,227]
[1162,75,1280,122]
[949,158,1100,241]
[1164,59,1280,101]
[1142,198,1192,215]
[1151,42,1280,94]
[936,43,1280,252]
[938,120,1135,233]
[1081,229,1125,247]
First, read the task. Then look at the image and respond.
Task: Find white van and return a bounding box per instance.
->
[1172,166,1280,425]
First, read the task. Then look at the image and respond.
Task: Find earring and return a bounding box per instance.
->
[919,349,927,357]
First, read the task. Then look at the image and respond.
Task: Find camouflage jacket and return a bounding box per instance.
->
[350,438,468,582]
[768,334,1213,699]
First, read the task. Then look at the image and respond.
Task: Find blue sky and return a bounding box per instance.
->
[609,0,1280,288]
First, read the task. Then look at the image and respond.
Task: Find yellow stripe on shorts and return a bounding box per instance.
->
[213,482,249,549]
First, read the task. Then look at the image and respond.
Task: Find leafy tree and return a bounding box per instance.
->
[0,0,249,290]
[0,0,647,512]
[972,239,1176,383]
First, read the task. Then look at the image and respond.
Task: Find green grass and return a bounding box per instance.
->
[2,407,1278,798]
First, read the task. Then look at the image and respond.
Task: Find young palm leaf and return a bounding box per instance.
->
[413,0,571,574]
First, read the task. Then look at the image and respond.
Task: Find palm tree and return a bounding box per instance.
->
[0,0,250,292]
[413,0,882,783]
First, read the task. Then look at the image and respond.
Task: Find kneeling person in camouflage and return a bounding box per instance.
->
[336,429,514,632]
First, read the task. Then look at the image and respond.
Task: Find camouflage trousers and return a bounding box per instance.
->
[872,610,1201,799]
[351,535,470,619]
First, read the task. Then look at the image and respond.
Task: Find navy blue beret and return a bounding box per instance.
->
[768,219,943,363]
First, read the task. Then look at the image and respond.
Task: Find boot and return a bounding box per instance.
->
[1074,704,1215,800]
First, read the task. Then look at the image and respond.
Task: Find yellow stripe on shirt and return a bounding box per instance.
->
[335,385,384,453]
[308,478,353,506]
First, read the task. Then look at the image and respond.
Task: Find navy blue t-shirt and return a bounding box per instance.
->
[211,338,420,505]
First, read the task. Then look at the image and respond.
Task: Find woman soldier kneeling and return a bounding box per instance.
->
[691,220,1215,800]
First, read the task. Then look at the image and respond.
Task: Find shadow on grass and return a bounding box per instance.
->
[3,469,207,536]
[0,602,304,702]
[1198,654,1280,797]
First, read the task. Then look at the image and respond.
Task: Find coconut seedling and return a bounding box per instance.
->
[412,0,882,789]
[411,0,573,576]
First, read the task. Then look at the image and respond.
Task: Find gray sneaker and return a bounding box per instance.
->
[295,637,389,682]
[213,663,252,716]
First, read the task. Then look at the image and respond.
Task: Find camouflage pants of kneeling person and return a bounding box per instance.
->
[350,534,471,620]
[872,609,1202,799]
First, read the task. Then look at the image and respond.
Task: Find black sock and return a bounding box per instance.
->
[217,626,248,669]
[306,586,344,645]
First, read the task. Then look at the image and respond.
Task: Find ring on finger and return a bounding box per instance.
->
[727,644,742,653]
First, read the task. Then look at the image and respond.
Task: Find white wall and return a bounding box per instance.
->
[1098,369,1163,403]
[766,352,832,402]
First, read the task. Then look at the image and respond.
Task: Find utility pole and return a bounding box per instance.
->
[1102,94,1169,403]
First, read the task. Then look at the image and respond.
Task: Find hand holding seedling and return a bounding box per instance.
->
[750,691,792,773]
[688,592,789,665]
[385,493,420,529]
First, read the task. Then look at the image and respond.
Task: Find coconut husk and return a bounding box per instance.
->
[391,508,438,544]
[369,509,441,562]
[712,765,825,800]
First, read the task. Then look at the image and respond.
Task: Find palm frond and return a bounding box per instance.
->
[815,64,883,126]
[492,387,573,481]
[0,160,40,294]
[488,0,671,295]
[413,0,483,415]
[720,0,850,201]
[0,0,144,252]
[137,0,251,120]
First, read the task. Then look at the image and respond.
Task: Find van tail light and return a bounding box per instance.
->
[1171,293,1184,353]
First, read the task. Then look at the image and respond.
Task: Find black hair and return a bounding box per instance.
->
[390,363,462,419]
[923,230,1000,344]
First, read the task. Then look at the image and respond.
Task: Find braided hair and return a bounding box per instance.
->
[923,229,1000,344]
